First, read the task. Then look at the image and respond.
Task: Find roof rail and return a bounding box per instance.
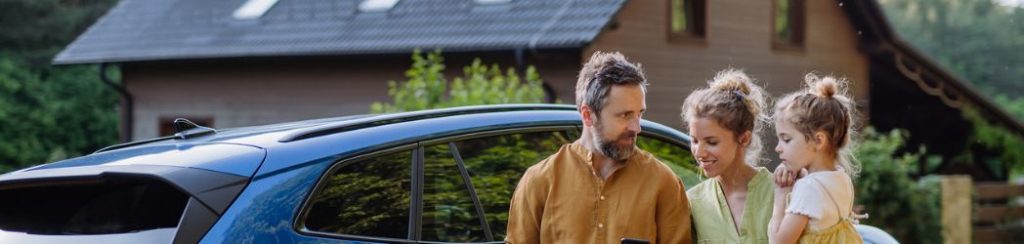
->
[279,104,576,142]
[93,136,176,154]
[92,118,218,154]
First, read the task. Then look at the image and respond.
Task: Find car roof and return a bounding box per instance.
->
[94,104,581,152]
[4,104,690,179]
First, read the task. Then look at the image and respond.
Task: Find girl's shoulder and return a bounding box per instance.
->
[792,171,854,199]
[802,170,852,186]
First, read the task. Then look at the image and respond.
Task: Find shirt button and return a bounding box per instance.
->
[600,195,606,200]
[598,223,604,228]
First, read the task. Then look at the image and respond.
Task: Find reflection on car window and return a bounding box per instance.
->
[422,143,486,242]
[304,150,412,239]
[453,130,574,240]
[637,135,702,188]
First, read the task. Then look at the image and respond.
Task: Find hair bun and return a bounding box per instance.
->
[805,73,843,99]
[709,69,752,95]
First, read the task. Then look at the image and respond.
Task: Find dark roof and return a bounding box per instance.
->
[53,0,625,64]
[840,0,1024,136]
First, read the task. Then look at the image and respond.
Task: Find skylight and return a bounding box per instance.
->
[233,0,281,20]
[358,0,400,12]
[475,0,512,4]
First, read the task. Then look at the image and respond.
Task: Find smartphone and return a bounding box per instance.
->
[621,237,650,244]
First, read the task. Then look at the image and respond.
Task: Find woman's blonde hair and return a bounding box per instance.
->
[681,69,770,166]
[774,73,861,177]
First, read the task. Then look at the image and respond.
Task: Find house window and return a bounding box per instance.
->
[158,117,214,136]
[668,0,706,40]
[773,0,805,48]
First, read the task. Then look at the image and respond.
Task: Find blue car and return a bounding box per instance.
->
[0,104,701,243]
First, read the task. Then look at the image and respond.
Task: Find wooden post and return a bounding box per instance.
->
[941,175,971,244]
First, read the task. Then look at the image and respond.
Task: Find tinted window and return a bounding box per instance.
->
[421,143,487,242]
[304,150,413,239]
[637,135,702,188]
[0,177,187,235]
[453,130,574,240]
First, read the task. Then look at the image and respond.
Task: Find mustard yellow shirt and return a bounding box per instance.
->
[505,143,692,244]
[687,167,773,244]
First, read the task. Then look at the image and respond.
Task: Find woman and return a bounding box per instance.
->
[681,69,774,243]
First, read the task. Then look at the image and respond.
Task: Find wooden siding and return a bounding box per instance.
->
[587,0,870,129]
[123,52,580,140]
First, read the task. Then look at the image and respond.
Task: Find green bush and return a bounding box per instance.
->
[370,49,546,113]
[854,127,942,243]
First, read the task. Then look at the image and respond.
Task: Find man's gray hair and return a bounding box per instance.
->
[575,51,648,115]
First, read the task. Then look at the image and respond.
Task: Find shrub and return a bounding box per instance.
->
[854,127,942,243]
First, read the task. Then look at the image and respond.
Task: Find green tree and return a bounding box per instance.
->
[879,0,1024,119]
[0,0,120,173]
[370,49,546,113]
[0,57,119,173]
[0,0,119,69]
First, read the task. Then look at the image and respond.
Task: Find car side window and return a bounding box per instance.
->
[452,130,575,240]
[303,149,413,240]
[636,135,702,188]
[421,143,488,242]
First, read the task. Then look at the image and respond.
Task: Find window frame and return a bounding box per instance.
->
[771,0,806,50]
[666,0,707,43]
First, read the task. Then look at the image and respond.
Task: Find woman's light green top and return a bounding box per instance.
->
[687,167,774,244]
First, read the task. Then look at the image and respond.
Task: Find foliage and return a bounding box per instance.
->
[0,0,119,69]
[0,0,120,173]
[878,0,1024,119]
[854,127,942,243]
[637,136,702,188]
[960,106,1024,178]
[370,49,546,113]
[994,94,1024,122]
[0,57,118,173]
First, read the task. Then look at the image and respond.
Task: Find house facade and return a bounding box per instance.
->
[56,0,1024,180]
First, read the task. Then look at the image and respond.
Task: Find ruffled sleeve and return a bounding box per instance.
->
[784,179,825,220]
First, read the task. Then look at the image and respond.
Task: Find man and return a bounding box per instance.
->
[506,52,691,243]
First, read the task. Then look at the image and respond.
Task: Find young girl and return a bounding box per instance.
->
[682,69,775,243]
[768,74,863,243]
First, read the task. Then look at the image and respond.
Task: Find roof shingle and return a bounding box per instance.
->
[54,0,626,64]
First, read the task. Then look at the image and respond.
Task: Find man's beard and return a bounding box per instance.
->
[592,120,637,161]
